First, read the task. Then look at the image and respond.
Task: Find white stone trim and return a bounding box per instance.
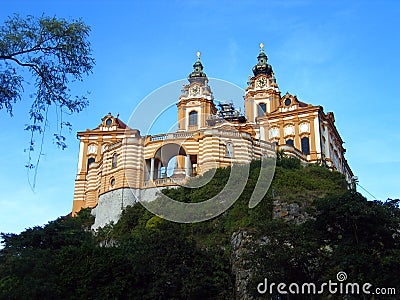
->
[314,117,321,153]
[77,141,84,174]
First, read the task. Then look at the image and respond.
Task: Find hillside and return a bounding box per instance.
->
[1,158,399,299]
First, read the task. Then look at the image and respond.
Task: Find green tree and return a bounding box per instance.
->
[1,162,398,299]
[313,193,400,291]
[0,209,95,299]
[248,192,400,299]
[0,14,94,184]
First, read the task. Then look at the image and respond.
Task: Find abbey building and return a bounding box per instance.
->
[72,45,353,216]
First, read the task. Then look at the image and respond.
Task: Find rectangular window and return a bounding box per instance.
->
[258,103,267,117]
[112,153,118,168]
[301,137,310,155]
[226,142,233,157]
[286,139,294,147]
[189,111,198,126]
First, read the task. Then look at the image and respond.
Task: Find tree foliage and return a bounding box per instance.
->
[248,193,400,299]
[1,162,398,299]
[0,14,94,182]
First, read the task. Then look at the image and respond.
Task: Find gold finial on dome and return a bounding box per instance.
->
[259,43,264,51]
[196,51,201,60]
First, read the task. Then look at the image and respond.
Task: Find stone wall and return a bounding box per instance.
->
[91,187,161,229]
[272,199,312,224]
[231,200,312,298]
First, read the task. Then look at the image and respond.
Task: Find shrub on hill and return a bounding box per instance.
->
[1,160,398,299]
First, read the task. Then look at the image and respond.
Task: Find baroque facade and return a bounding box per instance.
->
[72,45,353,216]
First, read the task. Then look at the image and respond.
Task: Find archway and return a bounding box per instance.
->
[146,143,196,182]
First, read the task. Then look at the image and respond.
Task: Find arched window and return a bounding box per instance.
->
[112,153,118,168]
[87,157,95,169]
[189,111,198,126]
[286,139,294,147]
[258,103,267,116]
[301,137,310,155]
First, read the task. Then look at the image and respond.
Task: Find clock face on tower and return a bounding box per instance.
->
[190,86,200,96]
[256,77,267,87]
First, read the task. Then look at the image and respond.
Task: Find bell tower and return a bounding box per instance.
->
[244,43,281,123]
[177,52,217,131]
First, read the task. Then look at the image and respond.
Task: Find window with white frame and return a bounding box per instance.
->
[189,110,198,126]
[226,142,233,157]
[112,153,118,168]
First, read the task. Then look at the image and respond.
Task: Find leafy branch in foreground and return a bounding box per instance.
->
[0,14,95,187]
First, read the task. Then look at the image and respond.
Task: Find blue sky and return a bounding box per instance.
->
[1,0,399,235]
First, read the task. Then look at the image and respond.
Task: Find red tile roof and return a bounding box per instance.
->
[116,118,128,129]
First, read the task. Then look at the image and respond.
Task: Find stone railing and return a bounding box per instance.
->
[278,145,307,160]
[143,177,186,188]
[149,128,252,142]
[204,129,251,139]
[149,132,194,142]
[253,139,275,151]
